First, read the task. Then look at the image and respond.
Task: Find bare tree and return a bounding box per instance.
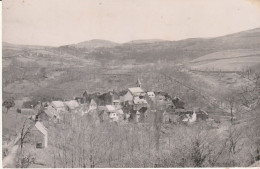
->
[225,126,243,167]
[20,118,33,153]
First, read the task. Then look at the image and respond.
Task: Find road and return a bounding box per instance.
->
[2,145,19,168]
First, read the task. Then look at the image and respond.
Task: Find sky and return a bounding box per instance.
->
[3,0,260,46]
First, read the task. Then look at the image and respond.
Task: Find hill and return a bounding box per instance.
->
[125,39,168,44]
[77,28,260,64]
[2,27,260,101]
[189,49,260,72]
[3,41,50,49]
[69,39,119,49]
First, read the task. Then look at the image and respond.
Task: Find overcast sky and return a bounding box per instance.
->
[3,0,260,46]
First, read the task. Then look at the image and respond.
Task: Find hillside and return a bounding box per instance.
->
[76,28,260,64]
[2,27,260,101]
[189,49,260,72]
[125,39,168,44]
[69,39,119,49]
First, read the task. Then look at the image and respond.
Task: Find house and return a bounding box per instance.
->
[78,100,97,116]
[50,101,68,113]
[64,100,80,111]
[36,110,50,121]
[124,87,146,102]
[105,105,124,122]
[174,109,192,122]
[106,105,118,122]
[29,122,48,148]
[123,87,149,123]
[147,92,155,99]
[112,100,120,108]
[79,104,89,116]
[117,109,124,122]
[83,91,117,106]
[109,112,119,122]
[182,111,197,123]
[44,106,55,118]
[89,99,97,111]
[45,106,62,123]
[195,108,209,121]
[172,108,208,123]
[119,96,125,103]
[73,96,84,104]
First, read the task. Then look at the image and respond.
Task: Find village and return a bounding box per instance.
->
[3,78,210,154]
[2,0,260,167]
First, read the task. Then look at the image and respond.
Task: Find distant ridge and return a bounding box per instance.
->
[2,41,50,49]
[125,39,168,44]
[71,39,119,49]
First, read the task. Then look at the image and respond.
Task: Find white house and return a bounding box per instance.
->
[182,111,197,123]
[50,101,67,113]
[89,99,97,111]
[124,87,146,102]
[147,92,155,98]
[104,104,125,122]
[30,121,48,148]
[64,100,80,111]
[106,105,118,122]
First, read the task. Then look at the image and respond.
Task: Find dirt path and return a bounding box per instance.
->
[2,145,19,168]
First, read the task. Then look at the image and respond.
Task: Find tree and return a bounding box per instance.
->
[222,90,239,123]
[20,119,33,153]
[225,126,243,167]
[2,99,15,113]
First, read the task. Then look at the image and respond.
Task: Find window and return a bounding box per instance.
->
[36,143,43,149]
[139,96,144,99]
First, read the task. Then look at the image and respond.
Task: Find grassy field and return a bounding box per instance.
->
[189,49,260,72]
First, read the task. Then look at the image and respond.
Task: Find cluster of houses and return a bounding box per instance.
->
[18,79,209,149]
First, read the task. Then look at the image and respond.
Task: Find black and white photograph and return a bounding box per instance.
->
[1,0,260,168]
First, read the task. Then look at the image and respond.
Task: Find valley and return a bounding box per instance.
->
[2,28,260,168]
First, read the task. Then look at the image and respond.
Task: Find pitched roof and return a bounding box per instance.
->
[51,101,65,108]
[128,87,145,96]
[113,100,120,103]
[117,109,124,115]
[34,122,48,136]
[64,100,80,110]
[90,99,97,106]
[44,108,54,117]
[98,106,107,111]
[106,105,116,112]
